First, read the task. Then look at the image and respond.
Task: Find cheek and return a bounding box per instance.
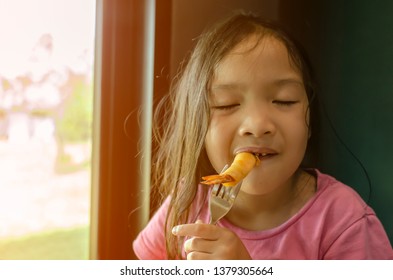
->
[204,129,214,158]
[287,113,310,155]
[282,108,309,149]
[297,103,310,135]
[204,130,219,172]
[204,117,233,169]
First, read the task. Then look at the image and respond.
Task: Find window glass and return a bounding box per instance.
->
[0,0,96,259]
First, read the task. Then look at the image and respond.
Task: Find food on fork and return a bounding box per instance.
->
[201,152,260,187]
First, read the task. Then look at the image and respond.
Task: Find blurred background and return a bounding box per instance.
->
[0,0,94,259]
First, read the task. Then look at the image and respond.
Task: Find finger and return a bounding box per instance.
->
[187,251,213,260]
[184,237,213,254]
[172,223,218,240]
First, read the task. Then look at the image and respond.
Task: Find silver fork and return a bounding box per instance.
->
[208,165,242,224]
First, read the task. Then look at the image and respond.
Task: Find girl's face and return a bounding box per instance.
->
[205,35,310,195]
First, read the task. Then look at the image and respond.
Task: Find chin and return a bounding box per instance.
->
[240,178,268,195]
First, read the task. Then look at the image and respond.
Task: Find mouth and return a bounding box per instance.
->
[235,147,278,161]
[253,152,276,160]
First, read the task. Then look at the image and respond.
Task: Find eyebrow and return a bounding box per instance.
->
[274,78,304,87]
[211,83,243,91]
[211,77,304,91]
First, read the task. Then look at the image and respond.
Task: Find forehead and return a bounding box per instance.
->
[230,33,272,53]
[212,35,302,87]
[221,35,291,68]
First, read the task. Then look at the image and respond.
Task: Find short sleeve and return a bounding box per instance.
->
[132,197,171,260]
[323,213,393,260]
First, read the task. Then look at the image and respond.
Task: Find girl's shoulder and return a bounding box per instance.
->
[304,169,377,230]
[311,169,393,259]
[313,169,370,212]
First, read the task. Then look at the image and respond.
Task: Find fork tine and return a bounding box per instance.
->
[211,184,220,196]
[208,164,243,225]
[210,164,228,197]
[231,181,242,196]
[229,181,242,202]
[217,185,226,198]
[223,186,231,201]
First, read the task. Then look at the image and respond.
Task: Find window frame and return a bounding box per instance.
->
[90,0,171,259]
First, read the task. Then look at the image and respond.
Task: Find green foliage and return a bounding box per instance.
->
[56,80,93,143]
[0,226,89,260]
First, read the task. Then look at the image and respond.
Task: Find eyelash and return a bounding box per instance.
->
[273,100,298,106]
[212,101,298,110]
[211,104,239,111]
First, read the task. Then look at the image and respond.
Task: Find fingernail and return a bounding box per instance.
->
[172,226,180,235]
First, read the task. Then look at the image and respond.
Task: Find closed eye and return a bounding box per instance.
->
[211,104,239,111]
[273,100,299,106]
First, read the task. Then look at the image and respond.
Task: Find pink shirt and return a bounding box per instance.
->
[133,170,393,259]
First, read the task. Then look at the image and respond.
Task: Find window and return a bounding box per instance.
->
[0,0,165,260]
[0,0,96,259]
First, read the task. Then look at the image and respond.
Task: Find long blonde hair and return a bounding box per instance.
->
[150,11,317,259]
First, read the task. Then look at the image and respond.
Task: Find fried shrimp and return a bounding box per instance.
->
[201,152,260,187]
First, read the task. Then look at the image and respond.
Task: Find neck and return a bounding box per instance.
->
[226,169,316,231]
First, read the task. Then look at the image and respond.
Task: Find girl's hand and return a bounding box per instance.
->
[172,220,252,260]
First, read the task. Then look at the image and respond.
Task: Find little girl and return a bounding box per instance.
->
[133,12,393,260]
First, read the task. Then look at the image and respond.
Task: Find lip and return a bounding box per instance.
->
[234,146,278,158]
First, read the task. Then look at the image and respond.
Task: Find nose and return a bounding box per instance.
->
[238,104,276,138]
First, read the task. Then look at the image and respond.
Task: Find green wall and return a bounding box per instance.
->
[280,0,393,243]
